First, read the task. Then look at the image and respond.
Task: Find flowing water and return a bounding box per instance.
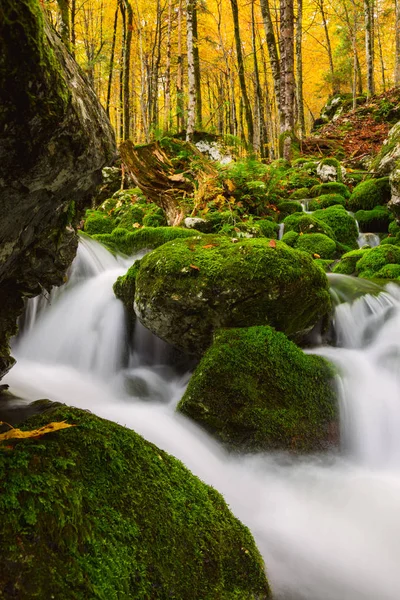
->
[4,235,400,600]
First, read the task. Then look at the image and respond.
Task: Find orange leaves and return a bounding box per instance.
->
[0,421,75,444]
[269,239,277,248]
[190,264,200,271]
[202,243,218,249]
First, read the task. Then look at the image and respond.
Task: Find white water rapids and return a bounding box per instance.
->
[4,235,400,599]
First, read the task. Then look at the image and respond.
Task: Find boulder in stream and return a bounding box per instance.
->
[131,235,332,355]
[177,326,338,452]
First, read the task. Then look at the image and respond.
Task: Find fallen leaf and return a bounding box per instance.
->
[313,253,321,258]
[269,239,277,248]
[202,244,217,249]
[0,421,75,443]
[190,264,200,271]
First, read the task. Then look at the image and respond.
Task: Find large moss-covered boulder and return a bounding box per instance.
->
[0,0,116,378]
[308,193,346,211]
[131,235,332,354]
[355,206,391,233]
[356,244,400,279]
[178,326,338,452]
[94,226,201,255]
[283,213,336,239]
[347,178,391,211]
[313,205,359,249]
[0,405,270,599]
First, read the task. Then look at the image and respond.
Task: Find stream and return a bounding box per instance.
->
[4,235,400,600]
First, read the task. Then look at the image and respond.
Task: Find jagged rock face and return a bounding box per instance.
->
[0,0,116,378]
[373,121,400,220]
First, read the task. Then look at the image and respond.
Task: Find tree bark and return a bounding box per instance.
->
[251,0,267,155]
[164,0,173,132]
[260,0,281,122]
[296,0,305,136]
[56,0,70,49]
[106,3,119,117]
[317,0,335,94]
[193,3,202,130]
[229,0,254,147]
[395,0,400,85]
[364,0,375,97]
[121,0,133,140]
[177,0,184,131]
[186,0,196,141]
[280,0,295,160]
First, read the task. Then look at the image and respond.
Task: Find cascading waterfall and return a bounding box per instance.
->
[5,236,400,600]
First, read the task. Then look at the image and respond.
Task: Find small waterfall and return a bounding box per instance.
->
[278,223,285,240]
[5,241,400,599]
[357,232,380,248]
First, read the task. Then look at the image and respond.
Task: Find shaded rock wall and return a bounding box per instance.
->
[0,0,116,377]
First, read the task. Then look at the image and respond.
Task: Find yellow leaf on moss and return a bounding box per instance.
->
[0,421,75,443]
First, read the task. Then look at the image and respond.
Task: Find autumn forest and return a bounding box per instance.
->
[46,0,400,157]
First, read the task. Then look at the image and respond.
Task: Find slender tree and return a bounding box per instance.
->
[296,0,306,136]
[395,0,400,85]
[193,2,202,129]
[229,0,254,146]
[364,0,375,97]
[260,0,281,120]
[316,0,335,94]
[186,0,196,140]
[280,0,295,160]
[106,3,119,117]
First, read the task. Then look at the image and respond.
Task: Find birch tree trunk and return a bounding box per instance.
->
[364,0,375,98]
[251,0,267,155]
[164,0,172,132]
[193,3,202,130]
[280,0,295,160]
[296,0,305,136]
[177,0,185,131]
[230,0,254,147]
[260,0,281,122]
[186,0,196,141]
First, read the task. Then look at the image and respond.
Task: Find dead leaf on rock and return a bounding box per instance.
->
[269,239,277,248]
[190,264,200,271]
[0,421,75,443]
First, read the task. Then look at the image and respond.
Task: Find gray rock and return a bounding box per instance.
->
[0,2,116,378]
[183,217,212,232]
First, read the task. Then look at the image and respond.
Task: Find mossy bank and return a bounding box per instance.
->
[0,405,270,599]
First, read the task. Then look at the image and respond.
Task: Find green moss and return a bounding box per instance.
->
[281,230,299,247]
[93,227,201,255]
[113,261,141,309]
[347,177,391,212]
[84,210,115,235]
[283,213,336,239]
[142,207,166,227]
[280,169,319,192]
[355,205,391,233]
[294,233,337,259]
[310,182,351,200]
[308,194,346,211]
[289,188,310,200]
[333,249,370,275]
[178,326,337,452]
[356,244,400,279]
[254,219,279,238]
[0,0,69,138]
[374,264,400,279]
[314,259,335,272]
[313,205,359,249]
[276,200,303,221]
[133,235,332,354]
[0,405,270,599]
[389,221,400,236]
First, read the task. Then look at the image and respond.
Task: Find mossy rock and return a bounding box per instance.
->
[310,182,351,200]
[314,259,335,272]
[347,177,391,212]
[332,248,370,275]
[84,210,115,235]
[0,405,270,599]
[177,326,338,452]
[308,194,346,211]
[313,205,359,249]
[355,205,391,233]
[283,213,336,239]
[294,233,337,259]
[316,158,344,182]
[281,230,299,247]
[93,227,201,255]
[373,263,400,279]
[132,235,332,355]
[276,200,303,221]
[280,168,319,191]
[289,187,311,200]
[356,244,400,279]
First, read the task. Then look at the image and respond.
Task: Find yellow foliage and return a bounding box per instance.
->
[0,421,75,443]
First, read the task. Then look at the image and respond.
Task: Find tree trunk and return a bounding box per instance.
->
[364,0,375,97]
[251,0,267,156]
[229,0,254,147]
[296,0,305,136]
[164,0,173,132]
[193,3,202,130]
[121,0,133,140]
[260,0,281,122]
[376,8,386,91]
[186,0,196,141]
[317,0,335,94]
[71,0,76,56]
[177,0,184,131]
[106,3,119,117]
[395,0,400,85]
[280,0,295,160]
